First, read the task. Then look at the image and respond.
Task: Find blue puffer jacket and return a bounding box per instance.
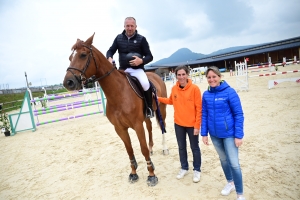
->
[201,81,244,139]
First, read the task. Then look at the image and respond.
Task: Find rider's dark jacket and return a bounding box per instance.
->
[106,30,153,70]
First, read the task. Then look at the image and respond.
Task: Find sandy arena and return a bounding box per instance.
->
[1,64,300,199]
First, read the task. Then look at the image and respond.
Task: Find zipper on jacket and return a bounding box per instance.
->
[213,92,217,137]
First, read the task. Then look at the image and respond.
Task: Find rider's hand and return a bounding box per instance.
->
[108,57,113,64]
[129,56,143,67]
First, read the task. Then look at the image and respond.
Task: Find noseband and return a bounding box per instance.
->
[67,43,116,86]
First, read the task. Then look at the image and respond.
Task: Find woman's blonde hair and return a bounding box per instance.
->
[205,66,221,77]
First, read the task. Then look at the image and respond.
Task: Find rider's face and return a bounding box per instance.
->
[124,19,137,37]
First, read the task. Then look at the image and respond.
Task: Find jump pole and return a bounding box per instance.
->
[34,99,101,112]
[36,111,102,126]
[249,70,300,78]
[235,59,300,90]
[31,87,106,126]
[33,100,102,116]
[31,89,101,102]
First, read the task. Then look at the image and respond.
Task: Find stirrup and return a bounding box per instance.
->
[146,107,154,118]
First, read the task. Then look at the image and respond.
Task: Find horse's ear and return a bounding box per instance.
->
[85,32,95,46]
[71,39,83,50]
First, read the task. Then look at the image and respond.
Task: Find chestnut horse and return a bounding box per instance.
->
[63,33,168,186]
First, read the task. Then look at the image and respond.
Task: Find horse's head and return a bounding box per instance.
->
[63,33,98,91]
[63,33,116,91]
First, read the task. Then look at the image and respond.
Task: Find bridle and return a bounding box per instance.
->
[67,43,116,87]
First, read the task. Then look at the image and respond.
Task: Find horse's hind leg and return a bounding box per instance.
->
[114,127,139,183]
[145,118,154,156]
[159,103,169,155]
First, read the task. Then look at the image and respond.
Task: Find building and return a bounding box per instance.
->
[145,36,300,76]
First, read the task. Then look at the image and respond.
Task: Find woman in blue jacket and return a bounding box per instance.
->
[201,66,246,200]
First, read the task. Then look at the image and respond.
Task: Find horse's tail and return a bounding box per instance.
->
[147,72,167,134]
[153,91,166,134]
[155,108,166,134]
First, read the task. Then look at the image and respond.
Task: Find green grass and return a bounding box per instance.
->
[0,88,68,113]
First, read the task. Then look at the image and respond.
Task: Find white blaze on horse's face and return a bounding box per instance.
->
[72,51,77,62]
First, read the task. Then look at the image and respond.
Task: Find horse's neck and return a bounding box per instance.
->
[93,49,129,101]
[97,70,127,100]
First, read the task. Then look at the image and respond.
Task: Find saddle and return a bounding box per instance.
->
[120,71,157,112]
[120,70,166,133]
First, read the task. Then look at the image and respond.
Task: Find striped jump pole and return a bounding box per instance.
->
[34,99,101,112]
[248,65,270,69]
[249,70,300,78]
[36,111,103,126]
[32,85,106,127]
[30,89,100,102]
[249,69,269,73]
[34,100,102,116]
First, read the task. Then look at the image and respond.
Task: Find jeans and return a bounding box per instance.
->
[210,135,244,195]
[174,123,201,172]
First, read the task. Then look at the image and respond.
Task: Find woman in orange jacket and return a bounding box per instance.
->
[158,65,202,183]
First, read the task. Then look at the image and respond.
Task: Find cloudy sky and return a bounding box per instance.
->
[0,0,299,89]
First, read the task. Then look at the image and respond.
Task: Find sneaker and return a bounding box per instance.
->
[221,182,235,195]
[237,196,246,200]
[193,170,201,183]
[176,169,188,179]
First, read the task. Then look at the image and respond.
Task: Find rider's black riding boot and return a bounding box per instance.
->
[144,87,154,118]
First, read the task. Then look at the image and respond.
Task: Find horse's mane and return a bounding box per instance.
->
[118,70,126,76]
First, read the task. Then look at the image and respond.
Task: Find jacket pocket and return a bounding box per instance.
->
[224,117,228,130]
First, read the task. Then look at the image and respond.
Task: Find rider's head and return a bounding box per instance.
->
[124,17,137,37]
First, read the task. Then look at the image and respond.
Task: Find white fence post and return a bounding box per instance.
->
[235,60,249,91]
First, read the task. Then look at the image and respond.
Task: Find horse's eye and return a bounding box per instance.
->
[80,53,87,58]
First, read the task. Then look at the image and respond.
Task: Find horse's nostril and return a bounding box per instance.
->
[67,80,74,87]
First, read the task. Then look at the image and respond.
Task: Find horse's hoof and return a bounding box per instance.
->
[128,173,139,183]
[162,149,169,155]
[150,150,153,156]
[147,175,158,187]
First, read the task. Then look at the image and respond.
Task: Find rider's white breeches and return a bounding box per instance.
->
[125,68,150,91]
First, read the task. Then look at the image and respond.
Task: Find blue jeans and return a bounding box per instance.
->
[174,123,201,172]
[210,135,244,195]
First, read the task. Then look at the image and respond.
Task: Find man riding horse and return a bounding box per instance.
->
[106,17,154,118]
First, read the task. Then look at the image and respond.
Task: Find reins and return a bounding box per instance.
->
[67,43,116,86]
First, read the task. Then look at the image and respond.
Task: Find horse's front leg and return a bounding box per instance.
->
[145,118,154,156]
[114,127,139,183]
[135,123,158,187]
